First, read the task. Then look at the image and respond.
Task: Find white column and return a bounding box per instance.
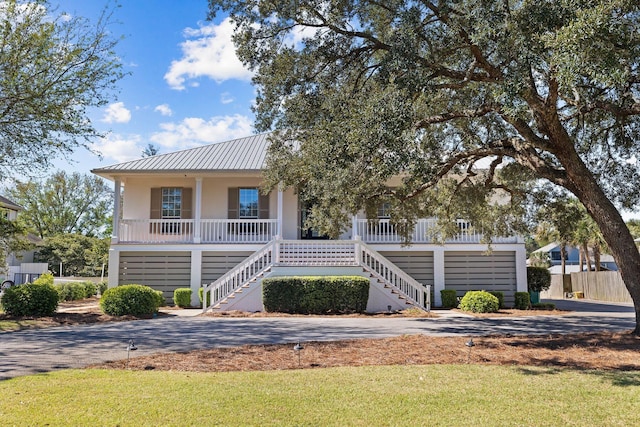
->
[190,249,202,307]
[433,247,445,307]
[352,215,360,240]
[107,247,120,288]
[194,177,202,244]
[277,187,284,239]
[515,244,528,292]
[111,179,121,244]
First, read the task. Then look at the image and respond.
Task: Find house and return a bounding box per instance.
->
[530,242,618,274]
[0,196,47,286]
[91,133,527,311]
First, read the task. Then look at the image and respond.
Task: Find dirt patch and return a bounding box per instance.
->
[93,331,640,372]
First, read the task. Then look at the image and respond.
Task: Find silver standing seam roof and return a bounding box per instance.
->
[91,133,271,177]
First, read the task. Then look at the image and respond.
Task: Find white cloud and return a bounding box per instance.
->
[102,102,131,123]
[91,133,143,163]
[154,103,173,116]
[220,92,234,104]
[165,18,253,90]
[150,114,253,150]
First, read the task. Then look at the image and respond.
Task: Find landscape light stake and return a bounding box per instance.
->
[126,339,137,369]
[465,338,475,364]
[293,341,304,368]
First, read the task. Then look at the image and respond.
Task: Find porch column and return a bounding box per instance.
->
[277,186,283,239]
[193,177,202,244]
[107,247,119,288]
[352,215,360,240]
[515,244,528,292]
[111,178,121,244]
[190,249,203,307]
[433,247,445,307]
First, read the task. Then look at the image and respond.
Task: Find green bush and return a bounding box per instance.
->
[527,267,551,292]
[56,282,86,302]
[0,283,59,316]
[100,284,163,316]
[459,291,499,313]
[514,292,531,309]
[32,272,54,287]
[174,288,192,308]
[97,281,108,295]
[263,276,370,314]
[81,281,98,298]
[199,287,211,307]
[489,291,504,309]
[532,302,556,310]
[440,290,458,308]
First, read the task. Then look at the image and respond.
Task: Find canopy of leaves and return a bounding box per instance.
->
[209,0,639,239]
[8,171,113,239]
[35,233,109,277]
[0,0,125,179]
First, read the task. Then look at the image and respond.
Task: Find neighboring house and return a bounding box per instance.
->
[0,195,47,286]
[92,134,527,311]
[530,242,618,274]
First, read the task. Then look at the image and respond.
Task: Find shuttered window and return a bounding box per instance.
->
[228,187,269,219]
[150,187,192,219]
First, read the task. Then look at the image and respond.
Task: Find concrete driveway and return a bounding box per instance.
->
[0,298,635,380]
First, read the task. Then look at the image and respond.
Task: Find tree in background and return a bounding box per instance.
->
[142,143,160,157]
[0,0,124,179]
[210,1,640,333]
[35,233,109,277]
[9,171,113,239]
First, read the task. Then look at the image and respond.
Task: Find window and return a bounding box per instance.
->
[161,188,182,218]
[239,188,259,218]
[378,202,391,218]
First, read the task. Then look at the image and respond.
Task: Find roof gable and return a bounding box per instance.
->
[0,195,22,211]
[92,133,271,176]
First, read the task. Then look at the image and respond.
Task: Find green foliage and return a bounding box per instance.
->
[459,291,499,313]
[0,282,59,316]
[34,233,109,277]
[488,291,505,309]
[97,281,108,295]
[514,292,531,310]
[0,0,125,179]
[199,286,211,307]
[532,302,556,310]
[173,288,192,308]
[32,272,54,286]
[9,171,113,238]
[262,276,370,314]
[99,285,163,316]
[56,281,97,302]
[527,267,552,292]
[440,290,458,309]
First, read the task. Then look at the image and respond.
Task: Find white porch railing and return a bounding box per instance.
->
[202,240,431,313]
[357,218,519,244]
[118,219,277,244]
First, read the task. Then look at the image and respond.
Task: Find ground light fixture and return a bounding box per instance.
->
[293,341,304,368]
[126,339,137,368]
[465,338,475,364]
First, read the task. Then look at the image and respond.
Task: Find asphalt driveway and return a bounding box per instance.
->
[0,298,635,380]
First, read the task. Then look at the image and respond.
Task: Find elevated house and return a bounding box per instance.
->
[92,134,527,311]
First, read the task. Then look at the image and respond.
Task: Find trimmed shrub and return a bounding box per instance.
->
[440,290,458,308]
[489,291,505,309]
[33,272,54,287]
[100,284,163,316]
[81,281,98,298]
[199,287,211,307]
[514,292,531,310]
[459,291,499,313]
[56,282,86,302]
[527,266,551,292]
[0,283,59,316]
[263,276,370,314]
[174,288,192,308]
[97,281,108,295]
[532,302,556,310]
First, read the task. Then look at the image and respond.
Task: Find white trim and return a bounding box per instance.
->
[194,178,202,244]
[190,249,202,306]
[277,187,283,239]
[515,244,528,292]
[433,247,445,306]
[111,179,121,244]
[107,247,120,288]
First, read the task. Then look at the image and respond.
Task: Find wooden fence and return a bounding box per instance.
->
[569,271,632,303]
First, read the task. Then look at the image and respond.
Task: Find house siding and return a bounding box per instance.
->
[444,251,517,306]
[378,251,434,286]
[119,251,191,302]
[201,251,255,285]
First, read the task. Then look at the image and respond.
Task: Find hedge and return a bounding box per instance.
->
[488,291,505,309]
[459,291,499,313]
[440,289,458,308]
[263,276,369,314]
[0,282,59,316]
[174,288,192,308]
[514,292,531,310]
[100,284,164,316]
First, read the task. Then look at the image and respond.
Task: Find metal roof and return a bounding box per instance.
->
[91,133,271,176]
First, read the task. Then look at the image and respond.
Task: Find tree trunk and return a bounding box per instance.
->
[594,245,601,272]
[578,247,584,272]
[560,244,567,276]
[582,243,592,272]
[557,147,640,335]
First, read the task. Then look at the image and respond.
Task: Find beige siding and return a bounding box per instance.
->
[201,251,254,285]
[379,251,434,286]
[445,251,517,305]
[119,251,191,301]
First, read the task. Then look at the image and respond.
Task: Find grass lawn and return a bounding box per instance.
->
[1,365,639,426]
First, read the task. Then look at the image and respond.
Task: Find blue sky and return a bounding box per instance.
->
[53,0,256,172]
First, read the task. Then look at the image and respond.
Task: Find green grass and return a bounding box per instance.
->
[1,365,639,426]
[0,319,39,331]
